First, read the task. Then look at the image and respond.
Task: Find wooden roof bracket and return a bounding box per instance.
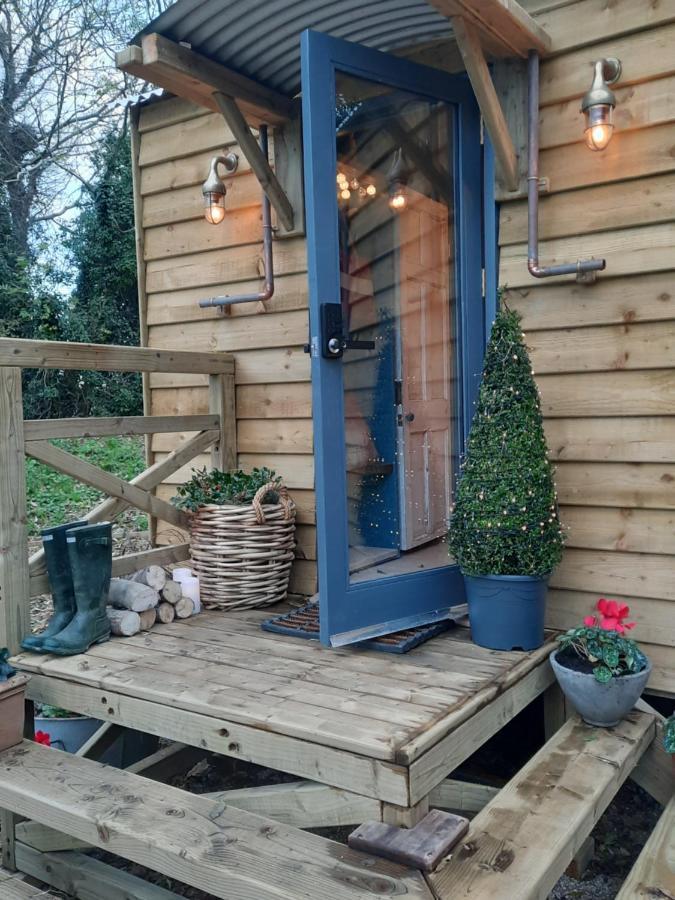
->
[212,92,295,233]
[451,15,519,193]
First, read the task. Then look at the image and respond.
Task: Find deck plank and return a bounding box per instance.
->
[0,742,434,900]
[0,863,60,898]
[12,650,406,760]
[427,712,656,900]
[14,608,556,764]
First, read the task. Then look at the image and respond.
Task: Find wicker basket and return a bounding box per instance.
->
[189,481,296,611]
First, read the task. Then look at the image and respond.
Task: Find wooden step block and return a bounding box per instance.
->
[0,741,434,900]
[427,712,656,900]
[349,809,470,873]
[0,863,61,898]
[616,792,675,899]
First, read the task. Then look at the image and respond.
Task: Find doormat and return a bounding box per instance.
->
[261,603,453,653]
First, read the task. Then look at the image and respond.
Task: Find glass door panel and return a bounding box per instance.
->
[301,31,485,646]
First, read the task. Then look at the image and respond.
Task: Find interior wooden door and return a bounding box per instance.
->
[398,194,452,550]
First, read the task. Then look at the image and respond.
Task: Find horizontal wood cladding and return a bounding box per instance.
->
[500,222,675,288]
[538,21,675,106]
[551,548,675,602]
[500,11,675,666]
[555,462,675,510]
[535,0,675,55]
[547,589,675,647]
[545,418,675,462]
[137,99,316,595]
[505,272,674,331]
[500,174,675,245]
[538,370,675,417]
[529,320,675,374]
[561,506,675,556]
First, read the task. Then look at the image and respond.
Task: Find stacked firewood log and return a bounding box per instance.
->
[105,566,197,637]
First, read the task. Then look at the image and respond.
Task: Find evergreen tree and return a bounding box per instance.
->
[448,305,564,576]
[65,127,142,417]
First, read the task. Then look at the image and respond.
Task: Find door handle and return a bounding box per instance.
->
[404,412,415,423]
[321,303,374,358]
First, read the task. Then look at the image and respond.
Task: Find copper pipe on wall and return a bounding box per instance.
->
[527,51,605,281]
[200,124,275,308]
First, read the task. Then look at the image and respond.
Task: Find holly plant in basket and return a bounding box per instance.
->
[556,599,648,684]
[664,714,675,755]
[172,467,280,512]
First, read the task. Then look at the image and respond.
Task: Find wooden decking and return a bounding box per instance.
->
[13,605,557,809]
[0,863,61,898]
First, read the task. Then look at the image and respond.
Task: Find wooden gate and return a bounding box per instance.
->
[0,337,235,653]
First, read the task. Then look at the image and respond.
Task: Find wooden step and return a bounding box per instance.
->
[616,792,675,899]
[0,863,61,899]
[0,741,433,900]
[427,711,656,900]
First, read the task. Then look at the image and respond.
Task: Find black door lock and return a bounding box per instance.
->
[320,303,375,359]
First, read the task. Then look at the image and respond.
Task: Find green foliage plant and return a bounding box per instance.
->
[447,304,564,576]
[172,468,281,512]
[664,715,675,754]
[556,626,648,685]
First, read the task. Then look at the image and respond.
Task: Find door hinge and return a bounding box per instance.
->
[481,267,486,298]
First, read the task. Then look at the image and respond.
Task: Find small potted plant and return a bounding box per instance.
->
[0,649,30,752]
[448,306,565,650]
[173,467,296,611]
[34,703,104,753]
[550,599,651,726]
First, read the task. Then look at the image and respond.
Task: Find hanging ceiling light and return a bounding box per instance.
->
[387,148,409,212]
[202,153,239,224]
[581,58,621,151]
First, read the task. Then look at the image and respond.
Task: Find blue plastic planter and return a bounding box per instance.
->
[463,573,549,650]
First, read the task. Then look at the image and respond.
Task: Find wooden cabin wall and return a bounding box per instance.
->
[133,97,317,597]
[501,0,675,696]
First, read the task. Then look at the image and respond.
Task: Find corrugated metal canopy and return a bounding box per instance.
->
[136,0,454,97]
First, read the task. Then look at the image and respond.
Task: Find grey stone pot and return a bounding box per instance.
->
[550,649,651,727]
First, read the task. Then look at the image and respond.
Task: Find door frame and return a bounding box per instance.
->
[301,29,492,646]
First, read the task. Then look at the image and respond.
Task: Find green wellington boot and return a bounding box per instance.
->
[21,520,88,652]
[42,522,112,656]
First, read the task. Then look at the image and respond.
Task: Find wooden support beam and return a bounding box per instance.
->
[452,16,519,193]
[430,779,499,814]
[116,34,293,127]
[75,722,124,760]
[631,698,675,806]
[427,0,551,58]
[0,368,30,656]
[23,414,220,441]
[25,439,197,529]
[213,92,295,233]
[16,843,183,900]
[205,781,381,828]
[616,793,675,900]
[0,337,233,375]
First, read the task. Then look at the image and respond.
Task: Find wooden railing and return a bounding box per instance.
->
[0,337,235,653]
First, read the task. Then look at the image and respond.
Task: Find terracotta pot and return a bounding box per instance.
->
[0,673,30,752]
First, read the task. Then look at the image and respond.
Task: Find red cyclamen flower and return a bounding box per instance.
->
[585,598,636,634]
[34,730,51,747]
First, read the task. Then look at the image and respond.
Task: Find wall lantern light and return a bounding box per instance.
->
[581,58,621,151]
[202,152,239,224]
[387,148,409,212]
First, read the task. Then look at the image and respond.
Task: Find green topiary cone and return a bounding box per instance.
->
[448,305,565,576]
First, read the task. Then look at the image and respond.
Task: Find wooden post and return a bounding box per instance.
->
[543,682,570,738]
[381,796,430,829]
[209,373,237,472]
[0,368,30,653]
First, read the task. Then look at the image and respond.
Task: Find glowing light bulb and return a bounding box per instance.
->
[340,188,351,200]
[203,192,226,225]
[389,191,407,211]
[366,183,377,196]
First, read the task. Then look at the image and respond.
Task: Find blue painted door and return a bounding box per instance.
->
[301,30,486,647]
